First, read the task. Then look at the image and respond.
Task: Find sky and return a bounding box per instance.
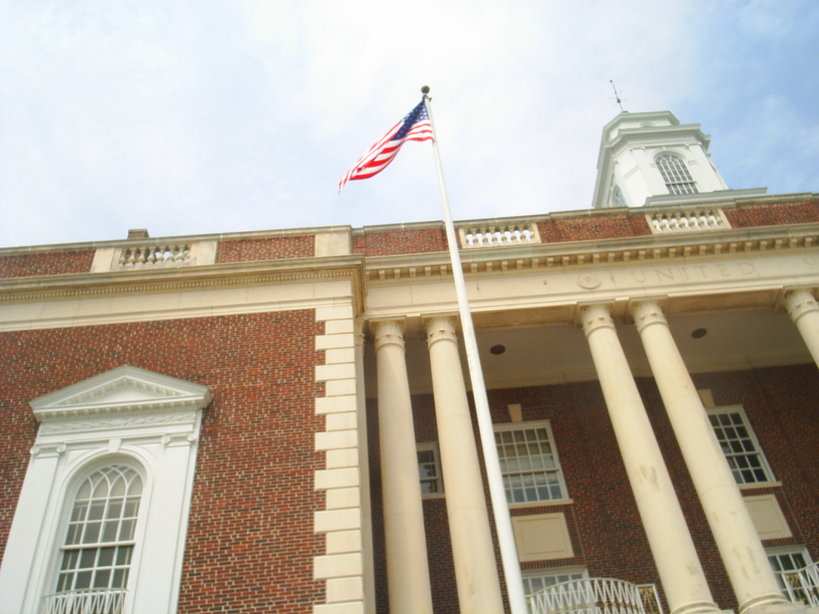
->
[0,0,817,249]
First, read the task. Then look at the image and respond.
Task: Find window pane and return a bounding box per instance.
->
[102,520,119,542]
[79,548,97,568]
[88,501,105,521]
[75,570,92,589]
[98,547,115,567]
[56,572,73,592]
[93,568,111,589]
[709,409,772,485]
[60,550,79,572]
[116,546,132,566]
[118,519,136,541]
[54,465,142,597]
[657,154,698,195]
[84,521,102,544]
[495,422,565,504]
[65,523,82,545]
[124,499,140,518]
[112,568,127,589]
[70,502,88,522]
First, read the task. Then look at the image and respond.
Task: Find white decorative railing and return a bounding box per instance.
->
[530,578,662,614]
[777,562,819,607]
[118,243,191,268]
[647,208,730,234]
[459,222,541,248]
[41,588,126,614]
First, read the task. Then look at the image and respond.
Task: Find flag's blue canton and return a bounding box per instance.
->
[338,98,433,192]
[394,102,429,140]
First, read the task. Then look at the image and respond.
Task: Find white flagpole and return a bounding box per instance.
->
[421,86,528,614]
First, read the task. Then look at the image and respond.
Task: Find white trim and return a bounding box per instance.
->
[0,366,210,614]
[494,420,569,504]
[417,442,444,496]
[707,405,775,485]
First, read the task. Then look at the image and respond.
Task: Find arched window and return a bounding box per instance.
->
[611,185,628,208]
[0,366,211,614]
[45,463,143,614]
[656,153,698,195]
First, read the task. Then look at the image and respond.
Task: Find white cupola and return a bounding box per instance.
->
[591,111,760,209]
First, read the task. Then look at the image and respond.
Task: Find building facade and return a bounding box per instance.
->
[0,112,817,614]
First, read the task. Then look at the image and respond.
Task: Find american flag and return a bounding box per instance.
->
[338,100,434,192]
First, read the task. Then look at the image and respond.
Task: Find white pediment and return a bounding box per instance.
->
[30,365,212,422]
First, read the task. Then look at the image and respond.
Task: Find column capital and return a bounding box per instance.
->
[783,288,819,323]
[372,319,407,351]
[631,300,668,333]
[423,315,458,347]
[580,303,615,337]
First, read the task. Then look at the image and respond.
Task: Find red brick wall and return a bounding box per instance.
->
[216,236,315,263]
[353,227,448,256]
[0,250,95,278]
[539,213,652,243]
[367,363,818,613]
[725,199,819,228]
[692,366,819,556]
[0,311,325,613]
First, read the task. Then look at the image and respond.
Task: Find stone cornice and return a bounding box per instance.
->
[364,222,819,283]
[0,254,366,311]
[0,225,353,255]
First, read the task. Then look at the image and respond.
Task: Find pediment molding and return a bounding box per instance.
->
[30,365,212,424]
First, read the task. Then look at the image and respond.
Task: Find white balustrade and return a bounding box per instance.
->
[118,244,191,268]
[459,222,541,248]
[647,208,730,234]
[41,588,127,614]
[530,578,662,614]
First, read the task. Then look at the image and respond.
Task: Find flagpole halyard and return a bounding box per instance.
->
[421,86,528,614]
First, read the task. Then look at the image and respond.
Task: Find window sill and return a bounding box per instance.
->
[509,499,573,510]
[739,481,783,492]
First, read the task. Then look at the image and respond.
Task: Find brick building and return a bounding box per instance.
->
[0,111,817,614]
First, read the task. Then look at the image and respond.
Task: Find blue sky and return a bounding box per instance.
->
[0,0,816,248]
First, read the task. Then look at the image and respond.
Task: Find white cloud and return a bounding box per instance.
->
[0,0,815,247]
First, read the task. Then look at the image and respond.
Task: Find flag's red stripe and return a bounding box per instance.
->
[339,102,434,192]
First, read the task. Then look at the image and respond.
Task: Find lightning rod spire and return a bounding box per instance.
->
[610,79,625,112]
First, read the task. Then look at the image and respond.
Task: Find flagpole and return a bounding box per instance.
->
[422,86,528,614]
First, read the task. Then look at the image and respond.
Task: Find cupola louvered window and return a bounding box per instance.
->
[657,153,698,195]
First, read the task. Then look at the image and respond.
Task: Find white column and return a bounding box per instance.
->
[372,320,434,614]
[581,304,719,614]
[784,289,819,367]
[354,321,377,614]
[632,301,787,613]
[425,316,505,614]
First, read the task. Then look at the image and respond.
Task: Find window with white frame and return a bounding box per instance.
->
[612,185,628,208]
[656,153,698,195]
[494,421,567,504]
[767,547,816,606]
[417,442,443,495]
[0,365,211,614]
[707,406,774,485]
[523,568,588,614]
[45,463,143,614]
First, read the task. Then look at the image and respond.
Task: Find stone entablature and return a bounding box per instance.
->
[0,196,815,280]
[364,222,818,284]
